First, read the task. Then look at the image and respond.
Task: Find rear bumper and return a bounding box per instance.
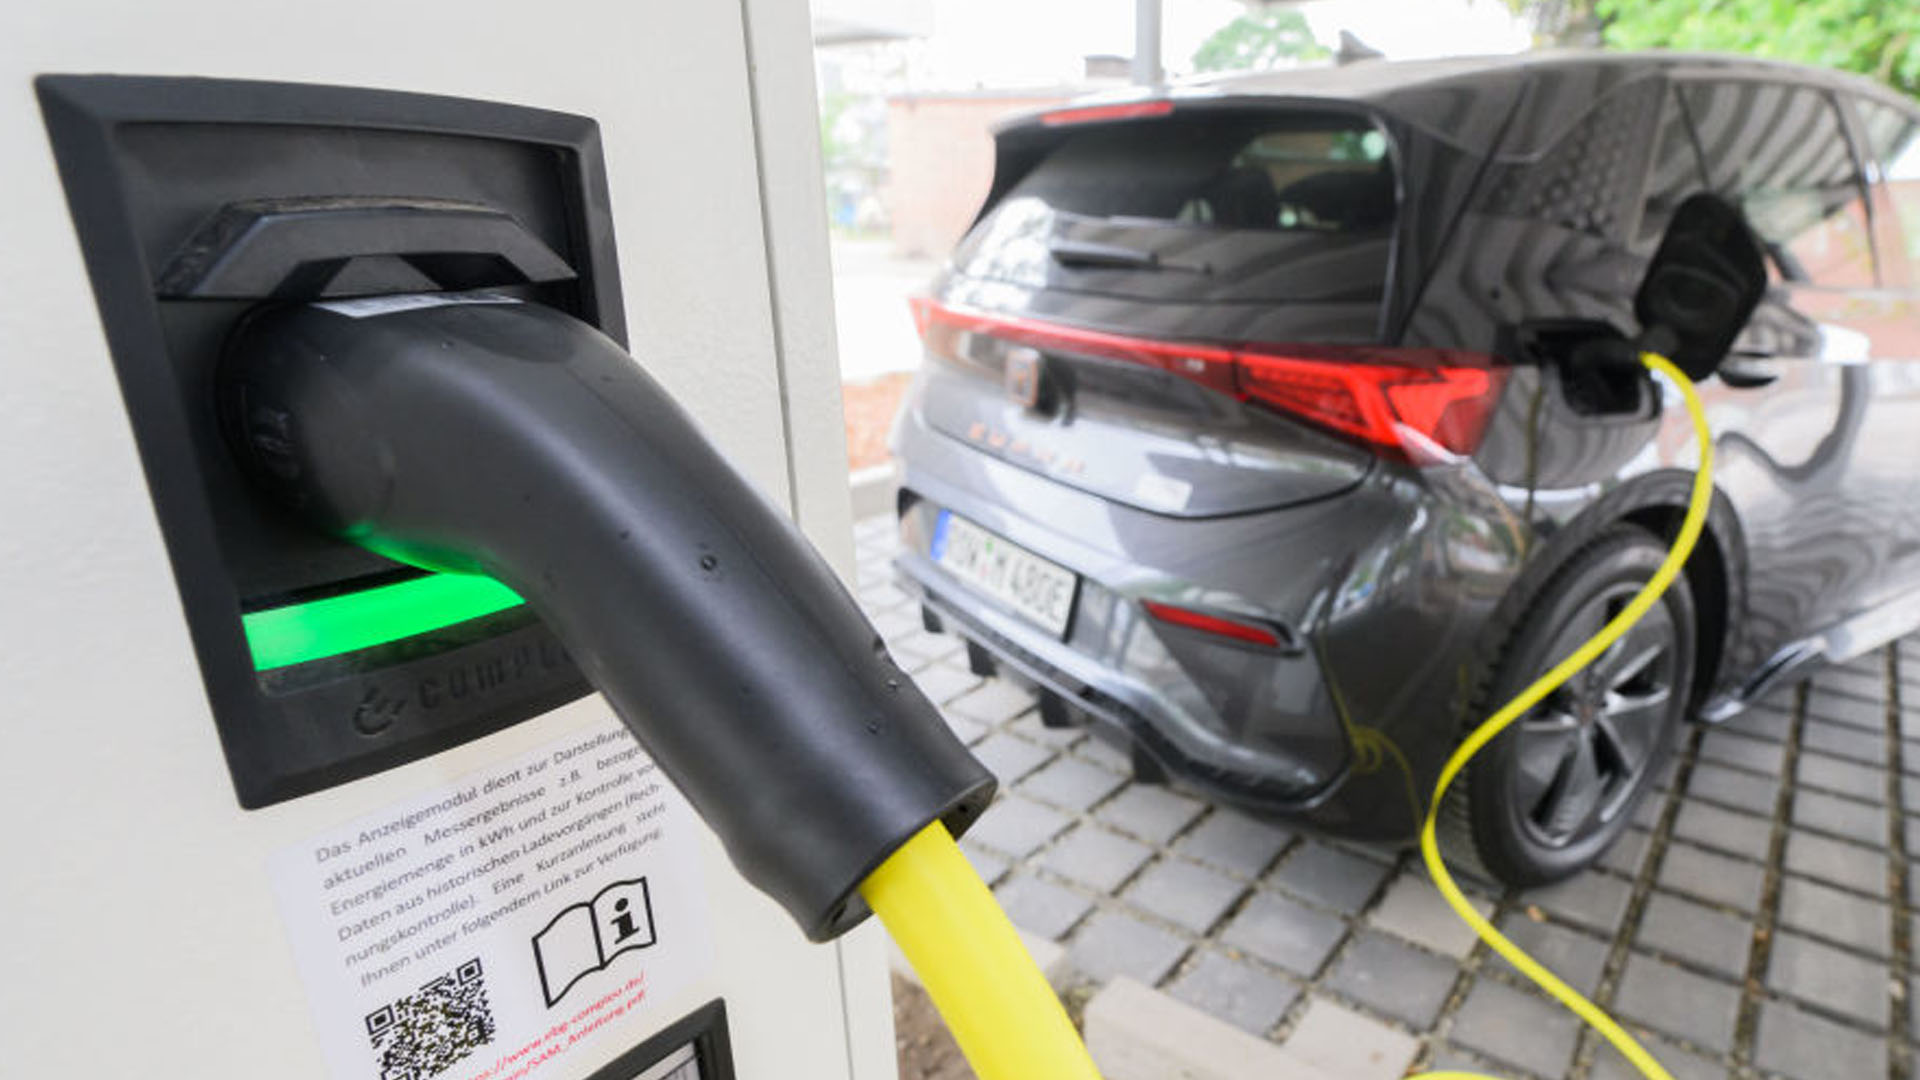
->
[892,415,1528,842]
[899,550,1351,814]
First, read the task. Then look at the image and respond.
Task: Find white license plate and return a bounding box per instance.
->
[931,511,1078,638]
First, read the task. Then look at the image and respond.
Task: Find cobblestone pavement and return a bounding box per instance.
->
[853,514,1920,1080]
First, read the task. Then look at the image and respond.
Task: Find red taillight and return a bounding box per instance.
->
[1142,601,1283,648]
[1040,100,1175,126]
[1236,351,1504,459]
[912,300,1505,460]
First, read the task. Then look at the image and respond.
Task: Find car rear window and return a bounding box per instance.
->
[1013,115,1393,231]
[954,111,1397,312]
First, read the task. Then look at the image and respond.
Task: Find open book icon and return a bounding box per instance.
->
[531,878,656,1007]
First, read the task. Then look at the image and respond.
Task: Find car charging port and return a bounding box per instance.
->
[1512,320,1652,418]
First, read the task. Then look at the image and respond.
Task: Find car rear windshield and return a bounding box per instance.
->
[1016,113,1392,230]
[954,110,1397,312]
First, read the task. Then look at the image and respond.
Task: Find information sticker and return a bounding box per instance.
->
[271,717,713,1080]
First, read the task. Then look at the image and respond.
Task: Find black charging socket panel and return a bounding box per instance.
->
[38,75,626,807]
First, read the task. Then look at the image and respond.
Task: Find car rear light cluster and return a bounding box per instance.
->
[910,298,1506,461]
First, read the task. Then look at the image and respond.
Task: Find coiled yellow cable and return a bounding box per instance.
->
[861,352,1706,1080]
[1411,352,1711,1080]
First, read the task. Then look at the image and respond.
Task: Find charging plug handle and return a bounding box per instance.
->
[221,299,995,941]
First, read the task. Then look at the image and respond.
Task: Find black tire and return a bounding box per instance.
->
[1447,524,1696,886]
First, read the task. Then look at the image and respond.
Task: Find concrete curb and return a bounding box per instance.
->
[848,463,897,522]
[1084,977,1341,1080]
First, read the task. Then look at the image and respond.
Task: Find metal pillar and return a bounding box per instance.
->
[1133,0,1162,85]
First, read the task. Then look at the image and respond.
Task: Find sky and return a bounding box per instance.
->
[903,0,1534,89]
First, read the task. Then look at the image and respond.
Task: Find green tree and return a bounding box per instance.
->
[1510,0,1920,98]
[1598,0,1920,97]
[1192,9,1330,74]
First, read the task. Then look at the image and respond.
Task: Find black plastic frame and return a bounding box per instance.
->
[579,1000,735,1080]
[36,75,625,807]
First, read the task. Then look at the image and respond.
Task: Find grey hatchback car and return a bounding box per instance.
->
[890,52,1920,884]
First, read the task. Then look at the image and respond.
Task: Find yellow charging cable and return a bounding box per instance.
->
[860,352,1705,1080]
[1411,352,1711,1080]
[863,820,1104,1079]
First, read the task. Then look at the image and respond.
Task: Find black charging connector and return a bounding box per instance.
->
[220,297,994,941]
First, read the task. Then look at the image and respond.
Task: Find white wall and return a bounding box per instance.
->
[0,1,876,1076]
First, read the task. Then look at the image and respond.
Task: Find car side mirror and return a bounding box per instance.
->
[1634,192,1768,381]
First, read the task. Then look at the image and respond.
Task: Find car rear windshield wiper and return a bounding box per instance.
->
[1048,239,1209,274]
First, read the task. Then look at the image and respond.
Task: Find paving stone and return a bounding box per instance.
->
[1371,874,1496,958]
[1810,677,1888,717]
[1004,709,1087,749]
[857,583,910,613]
[1697,728,1786,774]
[1520,871,1632,936]
[1614,953,1742,1052]
[1324,931,1458,1027]
[1729,703,1794,741]
[1422,1045,1499,1077]
[1449,978,1582,1078]
[1165,951,1300,1036]
[993,871,1094,940]
[889,631,949,667]
[968,731,1056,784]
[1267,842,1391,914]
[1656,841,1766,913]
[1174,809,1295,879]
[1067,909,1190,986]
[1589,1030,1727,1080]
[945,679,1035,726]
[1095,785,1206,845]
[1282,996,1419,1080]
[958,841,1011,887]
[1219,891,1348,976]
[1631,786,1670,828]
[1687,761,1782,814]
[1072,735,1132,774]
[1017,754,1126,812]
[1491,913,1609,994]
[1801,720,1889,766]
[967,795,1071,858]
[1784,829,1888,897]
[1635,892,1752,978]
[1777,875,1891,958]
[1041,824,1153,893]
[1792,788,1888,845]
[910,661,983,705]
[1122,858,1246,935]
[869,606,923,642]
[1798,751,1887,803]
[1767,930,1890,1029]
[1755,998,1886,1080]
[1902,774,1920,811]
[1673,799,1772,861]
[1599,827,1656,875]
[938,709,989,746]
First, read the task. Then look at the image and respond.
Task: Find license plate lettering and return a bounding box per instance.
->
[932,511,1076,638]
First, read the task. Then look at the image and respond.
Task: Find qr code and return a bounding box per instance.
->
[365,957,496,1080]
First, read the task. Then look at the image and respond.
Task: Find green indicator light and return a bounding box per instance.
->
[242,574,525,671]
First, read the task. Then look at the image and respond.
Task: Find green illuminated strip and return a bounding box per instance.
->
[242,574,525,671]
